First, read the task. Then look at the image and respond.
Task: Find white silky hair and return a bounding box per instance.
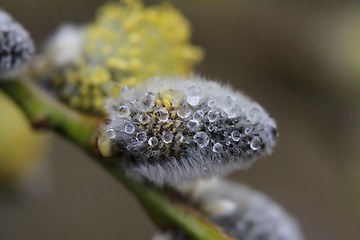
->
[42,24,84,68]
[103,76,277,186]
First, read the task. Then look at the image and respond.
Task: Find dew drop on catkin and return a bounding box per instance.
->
[98,76,278,186]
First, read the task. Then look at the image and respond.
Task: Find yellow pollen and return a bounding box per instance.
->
[163,99,171,109]
[156,99,163,107]
[152,112,157,119]
[56,0,203,114]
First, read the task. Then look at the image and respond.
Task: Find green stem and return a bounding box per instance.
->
[107,165,234,240]
[0,79,235,240]
[0,79,99,151]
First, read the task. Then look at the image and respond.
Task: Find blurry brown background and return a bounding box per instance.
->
[1,0,360,239]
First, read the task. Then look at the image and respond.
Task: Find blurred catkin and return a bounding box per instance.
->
[0,9,34,79]
[153,179,304,240]
[41,0,203,115]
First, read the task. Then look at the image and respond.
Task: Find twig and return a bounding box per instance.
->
[0,79,236,240]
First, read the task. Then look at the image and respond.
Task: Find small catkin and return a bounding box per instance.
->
[153,179,304,240]
[41,24,84,69]
[99,76,277,186]
[0,9,34,79]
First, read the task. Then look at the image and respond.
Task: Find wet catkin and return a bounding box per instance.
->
[99,77,277,186]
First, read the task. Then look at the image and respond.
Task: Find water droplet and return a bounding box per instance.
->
[248,106,262,122]
[157,108,169,122]
[250,136,261,150]
[193,110,204,121]
[221,96,237,118]
[136,132,147,142]
[118,105,130,117]
[207,110,219,122]
[186,86,202,106]
[139,113,150,124]
[177,104,191,118]
[244,127,251,134]
[213,143,223,153]
[194,132,210,147]
[208,125,215,132]
[125,123,135,134]
[231,131,241,141]
[207,100,215,107]
[187,96,201,106]
[162,131,173,144]
[106,129,116,139]
[148,137,158,147]
[187,119,199,129]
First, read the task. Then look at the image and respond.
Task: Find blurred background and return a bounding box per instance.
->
[1,0,360,239]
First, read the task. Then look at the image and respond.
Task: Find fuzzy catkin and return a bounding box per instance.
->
[39,0,203,114]
[41,24,84,69]
[194,180,303,240]
[0,10,34,79]
[153,179,304,240]
[99,76,277,186]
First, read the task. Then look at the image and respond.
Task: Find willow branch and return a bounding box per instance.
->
[0,79,235,240]
[0,79,99,151]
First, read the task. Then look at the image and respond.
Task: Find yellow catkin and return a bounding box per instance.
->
[52,0,203,115]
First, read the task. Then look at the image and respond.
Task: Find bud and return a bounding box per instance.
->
[0,10,34,79]
[41,24,84,69]
[153,179,304,240]
[99,77,277,186]
[187,179,303,240]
